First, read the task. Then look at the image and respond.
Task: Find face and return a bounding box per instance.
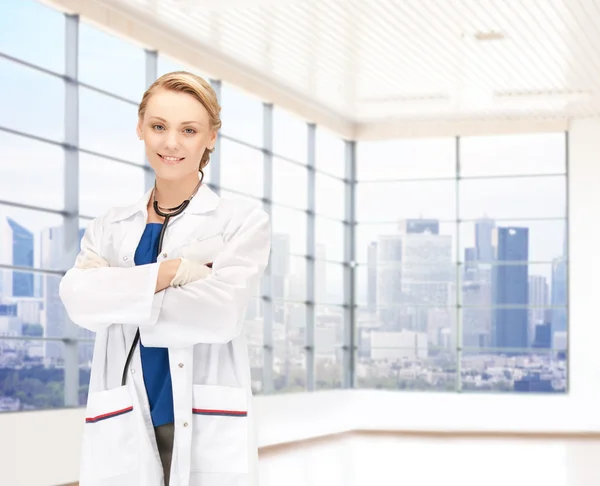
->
[137,88,217,181]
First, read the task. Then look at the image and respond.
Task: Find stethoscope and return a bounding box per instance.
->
[120,172,204,386]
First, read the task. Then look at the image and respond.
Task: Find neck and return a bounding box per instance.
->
[153,173,202,209]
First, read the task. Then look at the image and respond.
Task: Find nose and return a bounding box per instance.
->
[164,131,179,151]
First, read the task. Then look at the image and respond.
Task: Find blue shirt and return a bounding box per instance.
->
[134,223,174,427]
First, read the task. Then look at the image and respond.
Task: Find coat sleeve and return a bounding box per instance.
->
[139,203,271,347]
[59,216,163,333]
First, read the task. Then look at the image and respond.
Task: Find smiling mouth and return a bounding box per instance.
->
[158,154,185,163]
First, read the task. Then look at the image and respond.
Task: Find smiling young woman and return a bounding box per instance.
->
[60,71,271,486]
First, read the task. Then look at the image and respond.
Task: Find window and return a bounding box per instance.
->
[316,127,346,178]
[157,54,209,80]
[220,139,263,198]
[79,154,147,217]
[272,158,308,209]
[0,132,65,210]
[0,57,64,141]
[355,133,568,394]
[316,173,345,220]
[0,0,64,73]
[79,87,142,163]
[315,217,345,263]
[0,8,151,412]
[78,21,146,101]
[220,83,263,147]
[273,107,307,162]
[357,137,455,181]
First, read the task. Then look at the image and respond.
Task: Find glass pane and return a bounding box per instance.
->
[271,206,306,255]
[355,221,458,265]
[315,217,345,262]
[157,54,209,79]
[220,83,263,146]
[272,158,307,209]
[459,219,567,263]
[461,349,566,393]
[315,261,344,305]
[0,58,64,141]
[316,173,345,220]
[273,107,307,163]
[273,303,306,393]
[0,339,65,411]
[460,133,566,177]
[316,127,345,178]
[79,21,146,101]
[0,206,65,271]
[0,0,65,73]
[459,175,566,220]
[244,297,264,395]
[248,345,264,395]
[244,298,264,346]
[79,154,146,217]
[218,189,261,205]
[220,139,263,197]
[355,324,457,392]
[0,132,64,209]
[356,263,458,309]
[79,340,93,406]
[462,261,567,349]
[0,271,71,340]
[462,304,568,353]
[357,137,456,181]
[315,304,344,390]
[80,87,142,163]
[356,180,456,222]
[271,251,306,302]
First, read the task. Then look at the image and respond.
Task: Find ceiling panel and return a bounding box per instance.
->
[62,0,600,127]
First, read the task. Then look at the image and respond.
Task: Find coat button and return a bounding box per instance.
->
[178,363,184,368]
[162,252,168,258]
[183,422,189,427]
[123,256,129,261]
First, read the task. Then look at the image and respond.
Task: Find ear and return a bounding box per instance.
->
[136,120,143,140]
[209,130,217,147]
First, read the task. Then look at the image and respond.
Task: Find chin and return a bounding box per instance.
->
[151,161,199,181]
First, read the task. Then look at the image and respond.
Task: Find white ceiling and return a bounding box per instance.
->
[45,0,600,138]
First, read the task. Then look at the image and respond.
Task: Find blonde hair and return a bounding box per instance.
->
[138,71,222,172]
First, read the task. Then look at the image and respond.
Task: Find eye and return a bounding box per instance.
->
[153,124,165,131]
[184,128,196,134]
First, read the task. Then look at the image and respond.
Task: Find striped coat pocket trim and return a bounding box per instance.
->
[86,406,134,423]
[192,408,247,417]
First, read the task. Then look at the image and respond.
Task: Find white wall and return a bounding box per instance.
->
[1,119,599,486]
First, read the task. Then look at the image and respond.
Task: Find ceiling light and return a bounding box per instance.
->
[473,31,506,41]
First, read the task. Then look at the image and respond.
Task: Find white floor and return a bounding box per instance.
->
[258,433,600,486]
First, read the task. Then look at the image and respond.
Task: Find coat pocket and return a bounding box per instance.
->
[176,234,224,265]
[190,384,249,474]
[81,386,138,479]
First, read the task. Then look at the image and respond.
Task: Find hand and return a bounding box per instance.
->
[75,253,109,269]
[170,258,212,287]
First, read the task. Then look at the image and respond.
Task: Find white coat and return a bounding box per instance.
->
[59,183,271,486]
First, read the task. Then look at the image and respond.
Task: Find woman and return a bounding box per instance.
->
[59,71,271,486]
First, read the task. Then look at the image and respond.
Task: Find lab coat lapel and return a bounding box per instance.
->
[157,183,221,254]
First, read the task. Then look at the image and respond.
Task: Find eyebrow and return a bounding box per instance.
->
[149,116,202,126]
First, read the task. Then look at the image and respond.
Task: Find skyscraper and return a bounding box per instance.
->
[367,242,377,312]
[475,217,496,262]
[7,218,34,297]
[528,275,549,346]
[493,227,529,350]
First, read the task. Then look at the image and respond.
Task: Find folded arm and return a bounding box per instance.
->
[59,216,170,332]
[140,204,271,348]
